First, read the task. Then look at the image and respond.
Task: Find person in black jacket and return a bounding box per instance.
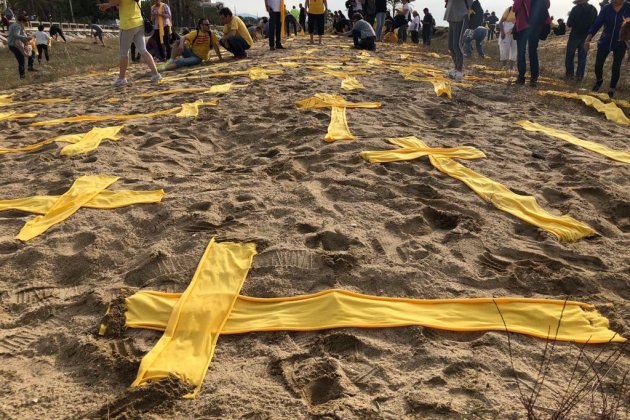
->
[299,3,307,30]
[421,8,434,45]
[553,18,566,35]
[565,0,597,81]
[469,0,485,29]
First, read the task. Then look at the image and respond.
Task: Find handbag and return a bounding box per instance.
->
[135,0,154,36]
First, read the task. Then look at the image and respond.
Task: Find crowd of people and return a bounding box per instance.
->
[3,0,629,96]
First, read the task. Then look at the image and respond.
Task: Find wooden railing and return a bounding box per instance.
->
[24,21,119,33]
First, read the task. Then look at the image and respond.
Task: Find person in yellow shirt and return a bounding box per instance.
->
[98,0,162,86]
[160,18,222,70]
[305,0,327,45]
[218,7,253,59]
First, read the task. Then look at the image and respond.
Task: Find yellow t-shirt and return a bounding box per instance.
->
[119,0,143,30]
[223,16,253,47]
[185,30,217,60]
[309,0,325,15]
[502,6,516,23]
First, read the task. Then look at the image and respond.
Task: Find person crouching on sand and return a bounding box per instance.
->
[160,18,222,71]
[218,7,253,59]
[98,0,162,86]
[343,13,377,50]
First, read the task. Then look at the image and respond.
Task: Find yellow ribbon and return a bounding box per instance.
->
[538,90,630,125]
[0,94,71,107]
[137,83,247,97]
[340,77,364,91]
[175,99,219,117]
[157,2,165,44]
[361,137,596,242]
[0,111,38,121]
[516,120,630,164]
[0,175,164,241]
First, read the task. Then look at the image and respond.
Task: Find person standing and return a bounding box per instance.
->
[584,0,630,97]
[498,5,517,68]
[565,0,597,81]
[374,0,387,40]
[364,0,376,25]
[291,5,300,20]
[218,7,254,58]
[266,0,284,50]
[421,8,434,45]
[151,0,172,61]
[299,3,307,31]
[35,24,51,63]
[98,0,162,86]
[444,0,469,81]
[513,0,551,87]
[305,0,327,45]
[487,11,499,39]
[7,15,35,79]
[409,10,421,43]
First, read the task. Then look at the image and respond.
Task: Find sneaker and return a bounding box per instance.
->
[276,45,285,49]
[150,73,163,83]
[607,89,615,98]
[592,79,603,92]
[270,46,276,51]
[112,77,128,87]
[529,79,538,88]
[515,77,525,86]
[446,69,457,79]
[447,70,463,82]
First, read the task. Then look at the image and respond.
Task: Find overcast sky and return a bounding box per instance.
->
[225,0,577,25]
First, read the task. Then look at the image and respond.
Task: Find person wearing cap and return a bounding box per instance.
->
[584,0,630,97]
[565,0,597,81]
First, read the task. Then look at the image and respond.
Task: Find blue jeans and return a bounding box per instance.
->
[375,12,386,40]
[175,47,202,67]
[516,24,542,83]
[464,27,487,57]
[565,34,586,80]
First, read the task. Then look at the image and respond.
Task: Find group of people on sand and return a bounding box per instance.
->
[444,0,629,98]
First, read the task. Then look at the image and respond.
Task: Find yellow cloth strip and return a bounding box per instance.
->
[0,190,165,214]
[0,111,38,121]
[30,108,179,127]
[590,93,630,109]
[0,94,71,107]
[296,93,382,110]
[404,76,452,98]
[125,289,624,344]
[175,99,218,117]
[361,137,595,242]
[131,239,257,397]
[16,175,118,241]
[360,145,486,163]
[516,120,630,164]
[538,90,630,125]
[0,125,124,156]
[137,83,248,97]
[325,107,354,142]
[341,77,364,91]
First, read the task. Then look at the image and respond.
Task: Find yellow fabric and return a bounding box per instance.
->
[184,30,218,60]
[125,289,624,344]
[516,120,630,164]
[590,93,630,109]
[0,111,38,121]
[341,77,364,91]
[248,67,283,80]
[383,31,398,43]
[175,99,218,117]
[538,90,630,125]
[137,83,246,97]
[0,125,124,156]
[0,190,165,214]
[1,175,164,241]
[325,107,354,142]
[155,2,165,43]
[361,137,596,242]
[296,93,382,109]
[404,76,452,98]
[0,95,71,107]
[223,15,253,47]
[30,108,180,126]
[131,239,257,397]
[119,0,143,30]
[309,0,325,14]
[360,145,486,163]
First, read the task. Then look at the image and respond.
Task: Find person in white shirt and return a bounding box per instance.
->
[265,0,285,50]
[34,24,51,64]
[409,10,421,43]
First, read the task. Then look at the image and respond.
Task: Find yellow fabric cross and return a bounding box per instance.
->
[0,125,125,156]
[102,239,623,398]
[516,120,630,164]
[537,90,630,125]
[296,94,382,142]
[360,137,595,242]
[0,175,164,241]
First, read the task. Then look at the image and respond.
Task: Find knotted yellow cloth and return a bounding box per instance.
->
[0,111,38,121]
[538,90,630,125]
[175,99,219,117]
[130,238,257,398]
[404,76,452,98]
[0,125,125,156]
[516,120,630,164]
[361,137,595,242]
[341,77,364,91]
[0,175,164,241]
[296,94,382,142]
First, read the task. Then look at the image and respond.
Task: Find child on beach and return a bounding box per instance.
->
[34,25,51,64]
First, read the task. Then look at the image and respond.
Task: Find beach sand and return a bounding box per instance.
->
[0,34,628,418]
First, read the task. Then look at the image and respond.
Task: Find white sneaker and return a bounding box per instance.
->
[446,69,457,79]
[150,72,163,83]
[112,77,128,87]
[453,70,463,82]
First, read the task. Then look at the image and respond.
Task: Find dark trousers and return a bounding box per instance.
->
[221,35,251,57]
[37,44,49,62]
[130,43,140,62]
[269,11,282,47]
[516,24,542,83]
[352,30,376,50]
[50,27,67,42]
[565,34,586,80]
[397,25,407,42]
[286,19,297,36]
[487,24,496,40]
[299,16,306,30]
[9,45,34,77]
[152,25,171,60]
[595,48,626,89]
[422,25,432,45]
[411,30,419,43]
